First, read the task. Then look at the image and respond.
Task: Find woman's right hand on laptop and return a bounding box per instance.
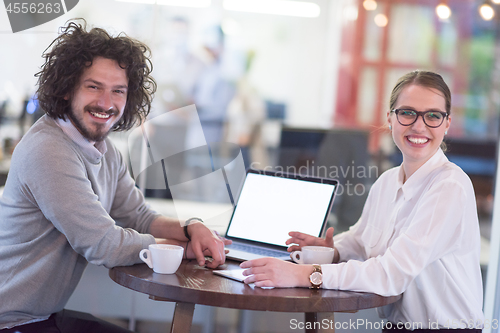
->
[286,227,334,252]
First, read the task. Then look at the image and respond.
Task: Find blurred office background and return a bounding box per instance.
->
[1,0,500,332]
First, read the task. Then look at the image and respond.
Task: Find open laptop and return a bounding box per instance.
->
[224,168,338,262]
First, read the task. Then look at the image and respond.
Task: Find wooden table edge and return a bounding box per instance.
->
[109,265,402,313]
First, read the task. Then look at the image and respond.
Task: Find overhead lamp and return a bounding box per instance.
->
[156,0,210,7]
[492,0,500,4]
[363,0,377,11]
[374,13,388,27]
[115,0,211,7]
[479,3,495,20]
[116,0,155,3]
[223,0,321,18]
[436,3,451,20]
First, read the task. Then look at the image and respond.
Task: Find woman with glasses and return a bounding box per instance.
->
[240,70,484,332]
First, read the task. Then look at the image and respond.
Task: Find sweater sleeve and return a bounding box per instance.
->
[18,135,155,268]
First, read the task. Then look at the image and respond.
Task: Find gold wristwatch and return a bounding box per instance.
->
[309,264,323,289]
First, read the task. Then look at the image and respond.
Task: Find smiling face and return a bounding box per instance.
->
[388,84,451,177]
[67,57,128,142]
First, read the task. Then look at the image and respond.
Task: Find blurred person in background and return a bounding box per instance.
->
[225,50,267,168]
[188,25,236,146]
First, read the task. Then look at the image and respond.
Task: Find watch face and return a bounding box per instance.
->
[310,272,323,285]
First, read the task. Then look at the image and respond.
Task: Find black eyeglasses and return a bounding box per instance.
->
[391,109,449,128]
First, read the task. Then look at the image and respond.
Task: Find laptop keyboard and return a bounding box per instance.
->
[228,243,290,258]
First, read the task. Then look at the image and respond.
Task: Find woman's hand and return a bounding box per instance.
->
[240,257,313,288]
[286,227,335,252]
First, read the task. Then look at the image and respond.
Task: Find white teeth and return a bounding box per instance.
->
[90,112,111,119]
[408,137,429,144]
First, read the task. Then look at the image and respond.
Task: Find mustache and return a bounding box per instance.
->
[84,105,119,116]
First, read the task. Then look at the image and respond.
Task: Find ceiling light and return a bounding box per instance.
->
[116,0,155,4]
[374,13,388,27]
[223,0,321,18]
[363,0,377,11]
[115,0,211,7]
[479,3,495,20]
[436,4,451,20]
[156,0,211,7]
[492,0,500,4]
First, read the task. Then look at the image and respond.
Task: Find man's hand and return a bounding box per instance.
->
[149,216,232,268]
[240,257,313,288]
[187,223,232,268]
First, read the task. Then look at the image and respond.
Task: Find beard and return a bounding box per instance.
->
[67,105,119,142]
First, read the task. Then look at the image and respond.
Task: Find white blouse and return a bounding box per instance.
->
[322,148,485,329]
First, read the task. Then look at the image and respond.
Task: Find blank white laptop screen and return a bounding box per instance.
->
[226,172,336,247]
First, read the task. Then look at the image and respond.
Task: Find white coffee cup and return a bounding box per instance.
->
[139,244,184,274]
[291,246,334,264]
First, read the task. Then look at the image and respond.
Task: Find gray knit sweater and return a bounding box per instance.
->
[0,116,157,329]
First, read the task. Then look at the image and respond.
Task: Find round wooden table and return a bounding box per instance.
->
[109,260,401,333]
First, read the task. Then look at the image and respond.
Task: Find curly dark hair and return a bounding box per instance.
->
[35,19,157,131]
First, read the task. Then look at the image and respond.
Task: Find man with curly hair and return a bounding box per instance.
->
[0,21,229,333]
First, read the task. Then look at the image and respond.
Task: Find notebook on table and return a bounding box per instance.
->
[224,168,338,262]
